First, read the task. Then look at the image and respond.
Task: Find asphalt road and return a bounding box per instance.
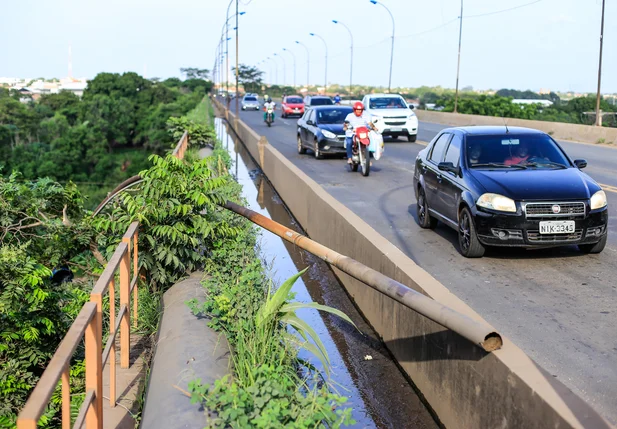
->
[229,101,617,424]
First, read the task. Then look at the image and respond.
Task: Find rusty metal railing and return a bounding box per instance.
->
[171,131,189,159]
[17,223,139,429]
[18,129,188,428]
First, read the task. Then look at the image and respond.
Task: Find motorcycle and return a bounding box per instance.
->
[264,105,274,127]
[349,126,372,176]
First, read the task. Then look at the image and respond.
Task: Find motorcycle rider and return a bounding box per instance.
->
[334,94,341,104]
[343,101,377,164]
[263,96,276,123]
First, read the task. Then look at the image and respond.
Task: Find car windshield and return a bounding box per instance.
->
[369,97,406,109]
[244,97,257,102]
[310,98,333,106]
[466,134,571,169]
[316,108,352,124]
[286,97,303,104]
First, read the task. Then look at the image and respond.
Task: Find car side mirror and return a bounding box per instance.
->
[306,120,314,125]
[409,105,415,110]
[438,162,460,176]
[573,159,587,169]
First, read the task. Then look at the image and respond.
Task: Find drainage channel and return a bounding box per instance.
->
[213,118,438,429]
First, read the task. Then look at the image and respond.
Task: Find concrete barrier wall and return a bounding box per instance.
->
[416,110,617,146]
[212,97,612,429]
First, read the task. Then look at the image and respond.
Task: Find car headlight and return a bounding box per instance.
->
[591,190,607,210]
[408,112,416,118]
[322,130,336,139]
[477,193,517,213]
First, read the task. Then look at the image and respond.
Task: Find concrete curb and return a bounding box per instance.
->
[140,272,230,429]
[212,96,614,429]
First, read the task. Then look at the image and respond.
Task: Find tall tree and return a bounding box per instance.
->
[180,67,210,80]
[232,64,264,93]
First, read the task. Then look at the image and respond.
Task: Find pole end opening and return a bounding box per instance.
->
[482,332,503,352]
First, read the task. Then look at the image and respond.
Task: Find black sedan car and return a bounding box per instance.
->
[297,106,352,159]
[413,126,608,258]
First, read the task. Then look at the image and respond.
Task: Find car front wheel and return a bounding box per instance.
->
[578,234,607,254]
[314,140,323,159]
[408,134,417,142]
[417,188,437,229]
[297,135,307,154]
[458,207,485,258]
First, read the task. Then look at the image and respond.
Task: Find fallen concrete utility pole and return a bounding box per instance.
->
[93,176,502,352]
[222,200,503,353]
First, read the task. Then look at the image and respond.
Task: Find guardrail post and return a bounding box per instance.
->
[62,365,70,429]
[120,246,131,369]
[109,278,116,407]
[133,231,139,328]
[86,293,103,429]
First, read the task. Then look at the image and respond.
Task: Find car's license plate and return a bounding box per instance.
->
[390,127,402,132]
[539,221,575,234]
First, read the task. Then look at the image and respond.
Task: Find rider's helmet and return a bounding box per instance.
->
[352,101,364,117]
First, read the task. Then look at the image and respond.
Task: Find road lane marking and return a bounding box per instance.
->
[600,183,617,194]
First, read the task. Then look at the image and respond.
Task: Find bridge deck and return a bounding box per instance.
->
[102,335,149,429]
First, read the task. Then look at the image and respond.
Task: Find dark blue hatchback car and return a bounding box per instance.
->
[413,126,608,257]
[296,106,352,159]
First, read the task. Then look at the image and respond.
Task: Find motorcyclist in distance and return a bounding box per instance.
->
[343,101,377,165]
[263,96,276,123]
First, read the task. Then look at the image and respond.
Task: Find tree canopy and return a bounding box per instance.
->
[0,69,213,208]
[233,64,264,93]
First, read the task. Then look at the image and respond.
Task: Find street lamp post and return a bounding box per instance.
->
[594,0,606,126]
[332,20,354,99]
[309,32,328,93]
[282,48,296,88]
[264,57,274,85]
[268,56,279,86]
[453,0,463,113]
[225,0,233,105]
[274,52,286,87]
[295,41,310,90]
[235,0,239,120]
[370,0,394,92]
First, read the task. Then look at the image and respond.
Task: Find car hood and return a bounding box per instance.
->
[317,124,345,135]
[469,168,599,201]
[369,108,411,118]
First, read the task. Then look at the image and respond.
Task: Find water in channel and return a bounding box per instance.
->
[213,117,438,429]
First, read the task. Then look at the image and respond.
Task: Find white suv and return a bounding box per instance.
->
[361,94,418,142]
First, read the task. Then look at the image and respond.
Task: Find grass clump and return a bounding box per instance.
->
[188,201,355,428]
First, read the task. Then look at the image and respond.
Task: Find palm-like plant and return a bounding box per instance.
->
[256,268,357,377]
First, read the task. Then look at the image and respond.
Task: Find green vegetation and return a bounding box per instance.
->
[434,93,617,127]
[0,70,213,208]
[184,107,355,428]
[233,64,265,94]
[0,96,238,427]
[188,232,355,428]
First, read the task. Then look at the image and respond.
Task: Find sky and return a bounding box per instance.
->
[1,0,615,94]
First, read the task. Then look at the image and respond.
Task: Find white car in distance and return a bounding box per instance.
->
[361,94,418,142]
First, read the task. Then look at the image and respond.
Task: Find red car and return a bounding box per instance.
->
[281,95,305,118]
